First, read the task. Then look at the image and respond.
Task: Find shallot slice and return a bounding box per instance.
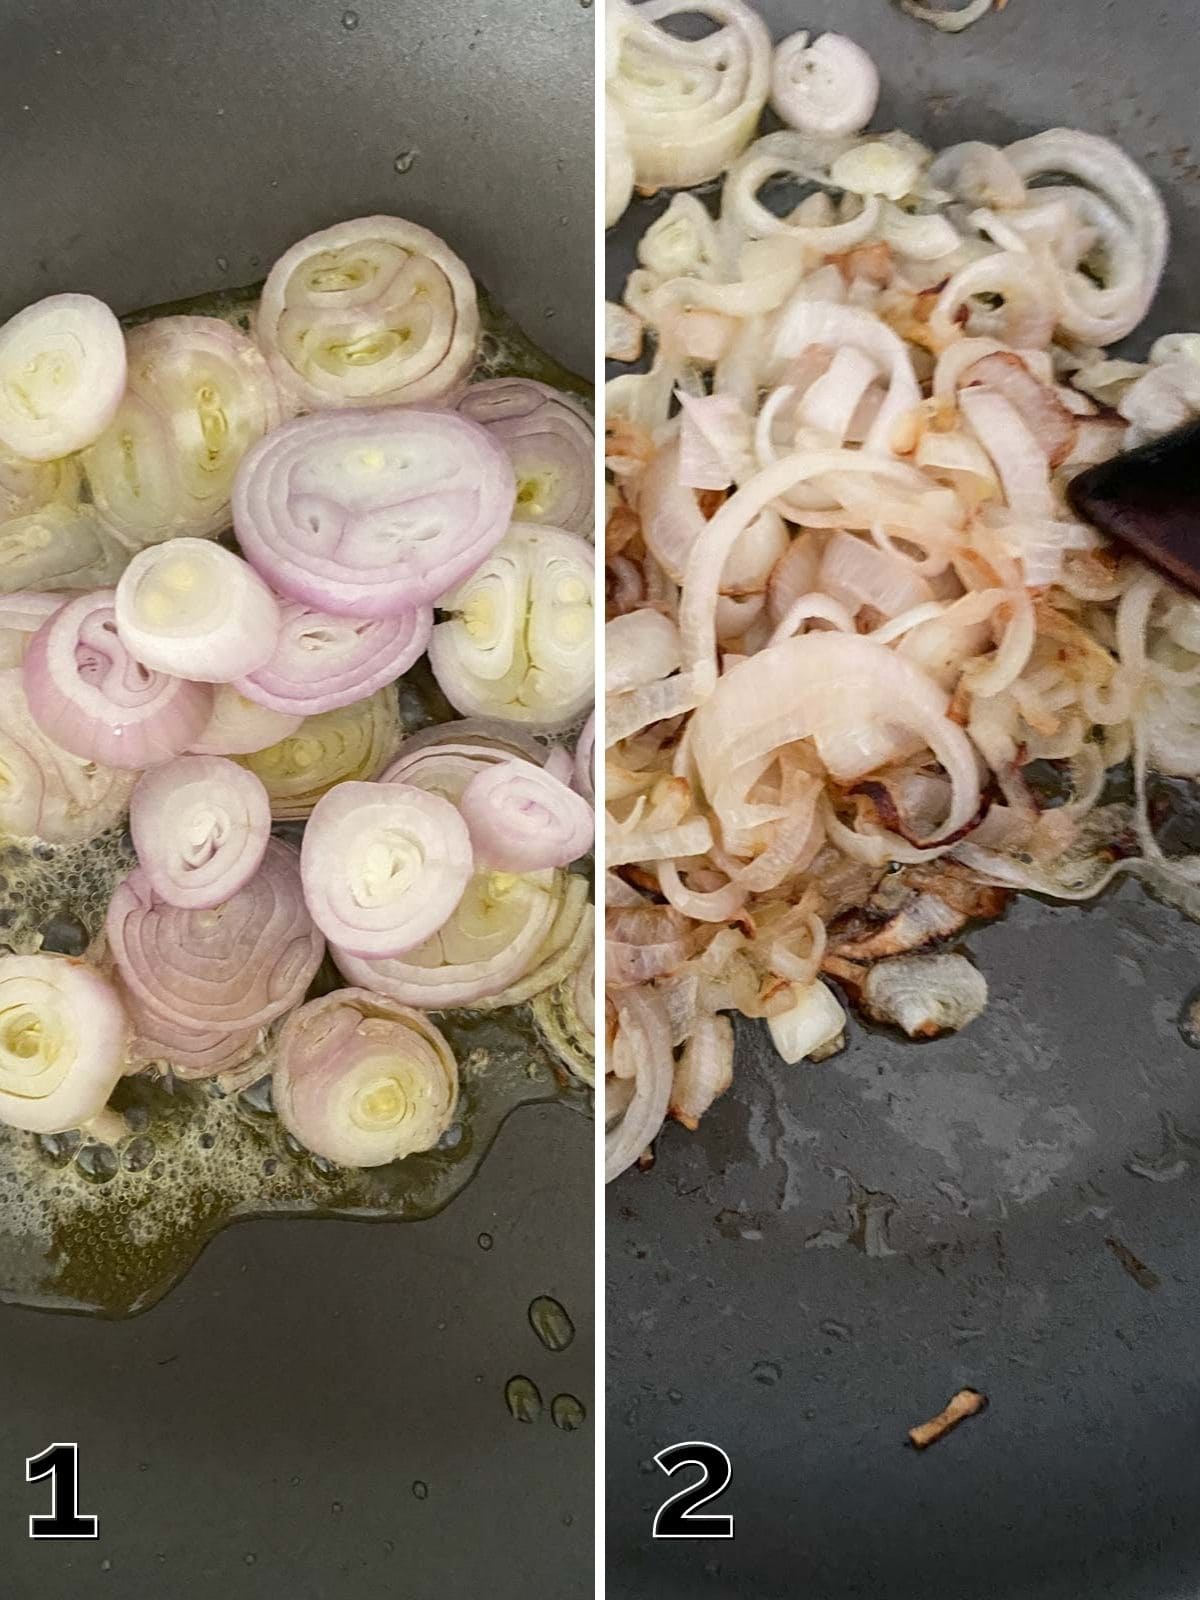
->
[0,294,126,460]
[300,780,473,957]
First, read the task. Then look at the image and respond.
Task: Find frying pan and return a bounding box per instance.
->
[606,4,1200,1596]
[0,1,593,1593]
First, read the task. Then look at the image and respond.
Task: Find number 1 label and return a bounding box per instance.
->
[26,1442,98,1539]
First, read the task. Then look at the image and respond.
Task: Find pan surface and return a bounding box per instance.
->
[0,1,593,1594]
[606,4,1200,1596]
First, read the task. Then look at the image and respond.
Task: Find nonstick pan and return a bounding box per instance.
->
[606,4,1200,1596]
[0,2,593,1594]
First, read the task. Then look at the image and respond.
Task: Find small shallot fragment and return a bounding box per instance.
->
[860,953,987,1038]
[767,981,847,1064]
[606,302,644,364]
[898,0,993,33]
[907,1388,988,1450]
[573,714,595,805]
[605,96,635,229]
[606,610,682,695]
[604,985,675,1183]
[670,1014,734,1129]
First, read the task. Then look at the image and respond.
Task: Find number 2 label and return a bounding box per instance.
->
[26,1442,98,1539]
[651,1440,734,1540]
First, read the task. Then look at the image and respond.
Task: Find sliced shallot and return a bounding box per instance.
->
[0,667,136,843]
[233,408,515,617]
[0,294,126,461]
[188,684,304,757]
[332,866,585,1010]
[429,522,594,729]
[129,755,271,909]
[115,538,281,682]
[234,599,431,716]
[457,379,594,537]
[0,954,129,1133]
[235,686,401,819]
[770,33,879,137]
[22,590,212,769]
[84,316,282,546]
[255,215,479,409]
[607,0,771,191]
[274,989,458,1167]
[460,759,594,872]
[300,781,473,957]
[105,837,324,1032]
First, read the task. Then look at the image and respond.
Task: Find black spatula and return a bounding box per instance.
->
[1068,419,1200,595]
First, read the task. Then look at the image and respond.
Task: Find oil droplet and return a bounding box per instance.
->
[243,1554,257,1567]
[551,1393,586,1432]
[751,1360,781,1386]
[394,150,418,176]
[38,910,88,955]
[529,1294,574,1352]
[667,1388,683,1404]
[100,1559,112,1572]
[411,1480,428,1500]
[331,1500,343,1516]
[38,1129,80,1167]
[77,1143,119,1183]
[341,8,360,27]
[477,1231,493,1250]
[505,1374,543,1423]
